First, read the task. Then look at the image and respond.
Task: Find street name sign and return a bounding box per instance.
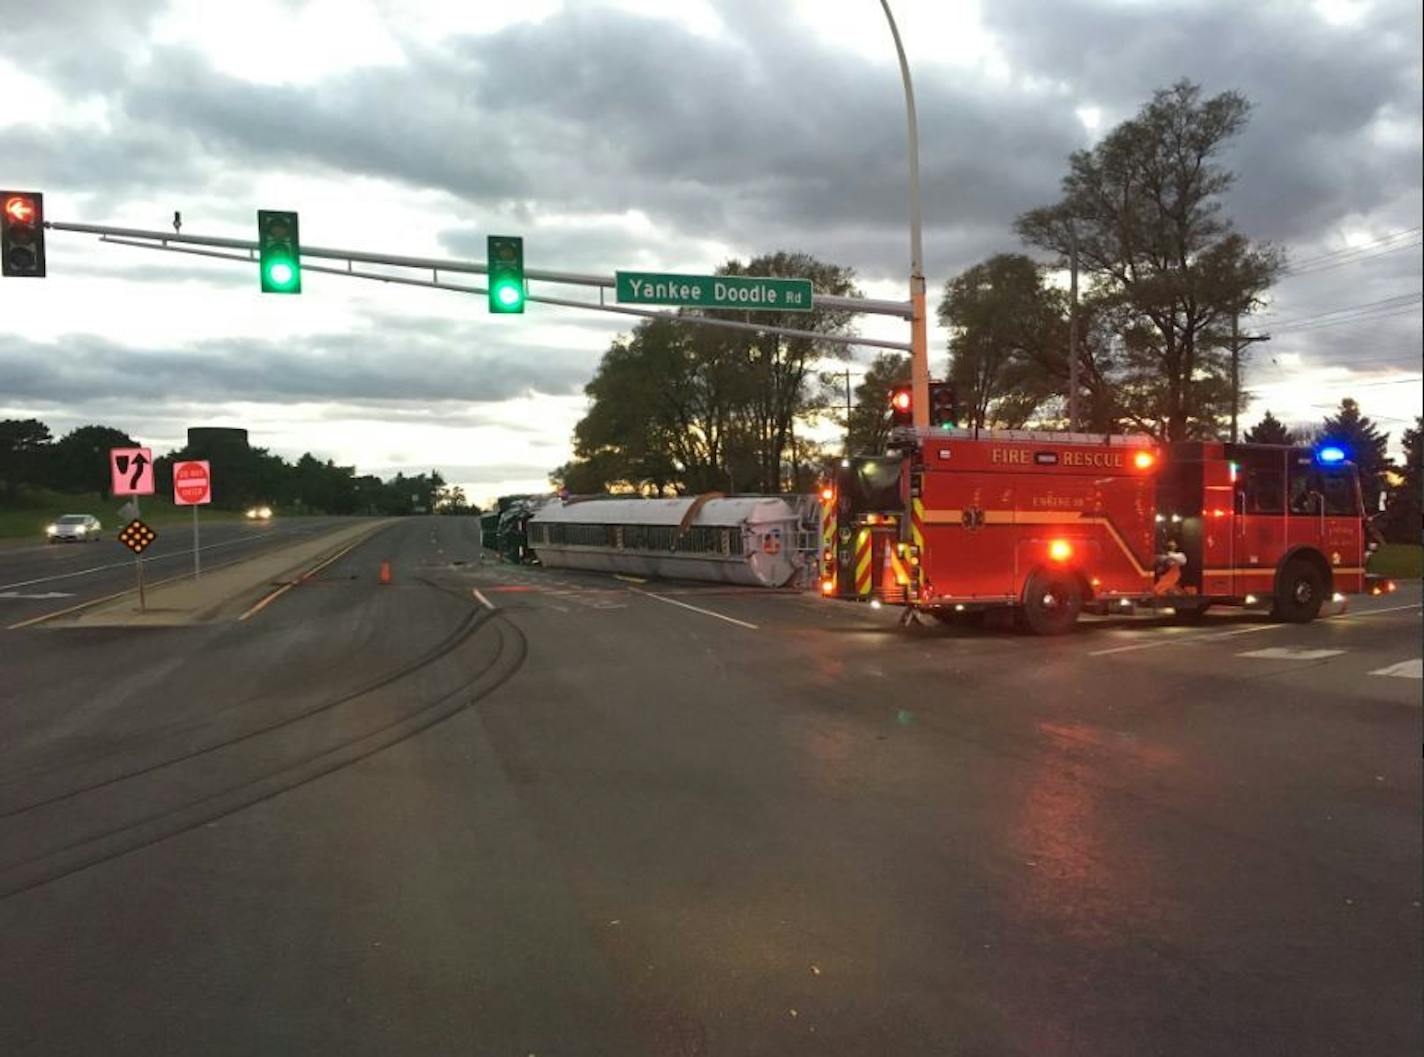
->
[110,447,154,496]
[616,271,814,312]
[173,460,212,505]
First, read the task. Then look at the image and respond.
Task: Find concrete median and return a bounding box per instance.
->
[52,519,396,628]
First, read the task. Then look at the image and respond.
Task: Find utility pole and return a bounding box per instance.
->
[1068,224,1080,431]
[1229,311,1271,443]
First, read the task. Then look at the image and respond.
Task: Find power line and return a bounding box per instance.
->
[1252,373,1423,391]
[1268,292,1422,333]
[1281,238,1422,279]
[1285,226,1422,270]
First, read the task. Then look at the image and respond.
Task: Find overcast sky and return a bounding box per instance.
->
[2,0,1420,503]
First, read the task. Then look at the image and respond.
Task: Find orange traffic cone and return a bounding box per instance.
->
[378,560,392,585]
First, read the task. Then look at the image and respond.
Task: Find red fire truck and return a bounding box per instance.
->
[822,428,1393,634]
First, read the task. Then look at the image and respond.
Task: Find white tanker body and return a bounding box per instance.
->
[528,495,817,588]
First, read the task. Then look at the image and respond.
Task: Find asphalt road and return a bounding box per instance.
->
[0,516,1418,1056]
[0,515,362,626]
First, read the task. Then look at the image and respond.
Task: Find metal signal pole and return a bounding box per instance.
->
[879,0,929,430]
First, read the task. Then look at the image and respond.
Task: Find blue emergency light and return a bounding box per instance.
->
[1316,445,1347,464]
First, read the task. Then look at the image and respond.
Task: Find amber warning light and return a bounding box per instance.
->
[1133,451,1156,470]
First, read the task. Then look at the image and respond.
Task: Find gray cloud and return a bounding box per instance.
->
[1,0,1417,471]
[0,326,595,407]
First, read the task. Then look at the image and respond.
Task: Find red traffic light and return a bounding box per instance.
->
[4,196,35,224]
[891,389,912,412]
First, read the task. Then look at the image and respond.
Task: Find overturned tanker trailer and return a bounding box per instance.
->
[528,494,822,588]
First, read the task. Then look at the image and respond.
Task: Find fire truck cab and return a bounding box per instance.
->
[823,428,1385,634]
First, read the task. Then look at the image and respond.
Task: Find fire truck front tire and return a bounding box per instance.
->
[1020,570,1083,636]
[1272,559,1325,623]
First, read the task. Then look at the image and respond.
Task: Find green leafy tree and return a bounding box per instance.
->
[1016,80,1282,441]
[560,251,859,494]
[0,418,53,501]
[50,424,139,496]
[840,353,910,455]
[939,254,1066,428]
[1242,410,1295,446]
[1318,398,1391,514]
[1382,416,1421,545]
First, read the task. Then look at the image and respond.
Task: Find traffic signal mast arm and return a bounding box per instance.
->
[43,219,915,351]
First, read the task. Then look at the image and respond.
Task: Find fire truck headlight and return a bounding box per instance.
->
[870,599,882,609]
[1331,592,1346,603]
[1245,594,1258,605]
[821,579,835,595]
[820,487,834,502]
[1048,539,1073,562]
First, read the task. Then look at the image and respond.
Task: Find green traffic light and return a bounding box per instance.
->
[257,209,301,294]
[487,234,525,314]
[494,281,523,308]
[267,260,296,288]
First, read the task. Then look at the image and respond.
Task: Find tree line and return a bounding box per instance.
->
[0,418,474,516]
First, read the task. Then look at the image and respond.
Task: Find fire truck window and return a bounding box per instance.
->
[1320,469,1358,516]
[1245,467,1284,514]
[1287,471,1319,516]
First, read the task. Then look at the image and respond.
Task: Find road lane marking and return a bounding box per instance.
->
[630,588,758,630]
[472,589,495,610]
[1338,602,1422,619]
[1088,622,1276,656]
[1370,659,1422,679]
[0,527,320,591]
[614,574,648,584]
[1237,647,1345,661]
[0,591,74,600]
[238,539,366,622]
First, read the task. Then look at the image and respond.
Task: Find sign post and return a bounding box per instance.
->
[110,447,156,610]
[172,459,212,579]
[615,271,814,312]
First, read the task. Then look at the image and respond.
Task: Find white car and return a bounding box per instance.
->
[47,514,103,543]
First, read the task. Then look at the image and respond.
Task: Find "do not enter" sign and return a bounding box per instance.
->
[172,460,212,506]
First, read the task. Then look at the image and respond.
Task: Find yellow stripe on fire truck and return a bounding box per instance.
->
[854,528,873,596]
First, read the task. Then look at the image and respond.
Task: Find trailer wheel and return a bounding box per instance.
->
[1021,570,1082,636]
[1273,560,1324,623]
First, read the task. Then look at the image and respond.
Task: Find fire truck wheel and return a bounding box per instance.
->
[1021,570,1083,636]
[1273,560,1325,623]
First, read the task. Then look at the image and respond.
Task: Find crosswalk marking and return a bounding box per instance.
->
[1369,659,1422,679]
[1238,647,1345,661]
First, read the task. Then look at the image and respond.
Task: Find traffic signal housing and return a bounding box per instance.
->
[889,385,913,428]
[1,191,46,277]
[928,381,960,429]
[257,209,301,293]
[488,235,525,313]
